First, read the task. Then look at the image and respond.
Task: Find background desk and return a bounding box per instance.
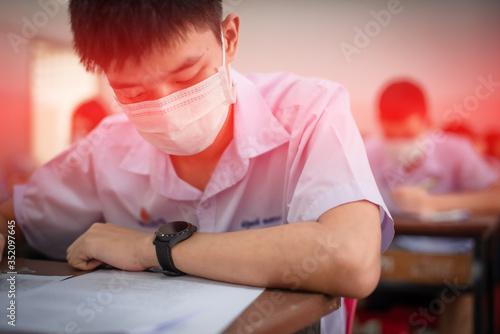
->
[379,215,499,334]
[1,258,340,334]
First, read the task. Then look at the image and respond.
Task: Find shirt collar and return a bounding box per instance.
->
[231,69,290,159]
[119,138,152,175]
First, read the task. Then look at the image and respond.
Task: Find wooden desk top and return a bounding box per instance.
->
[1,259,340,334]
[393,215,500,238]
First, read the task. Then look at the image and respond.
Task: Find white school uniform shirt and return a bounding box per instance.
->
[14,70,394,334]
[364,133,498,254]
[364,133,499,215]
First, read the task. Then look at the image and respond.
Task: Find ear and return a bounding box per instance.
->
[222,13,240,63]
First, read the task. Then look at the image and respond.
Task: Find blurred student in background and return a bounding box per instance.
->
[0,155,36,204]
[441,122,486,156]
[364,79,500,334]
[0,100,107,204]
[70,99,108,143]
[0,172,8,204]
[485,130,500,171]
[364,79,500,217]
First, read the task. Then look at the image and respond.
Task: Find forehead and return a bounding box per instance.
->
[105,28,218,79]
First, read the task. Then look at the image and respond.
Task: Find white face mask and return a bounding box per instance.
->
[385,137,425,166]
[116,31,236,156]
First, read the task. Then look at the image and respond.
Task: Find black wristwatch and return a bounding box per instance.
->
[153,221,197,276]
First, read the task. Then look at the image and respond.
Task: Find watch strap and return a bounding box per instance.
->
[154,240,185,277]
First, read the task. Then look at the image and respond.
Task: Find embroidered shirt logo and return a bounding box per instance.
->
[138,208,166,228]
[241,215,282,229]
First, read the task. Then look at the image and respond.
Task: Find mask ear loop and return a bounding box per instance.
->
[221,26,226,67]
[221,25,237,103]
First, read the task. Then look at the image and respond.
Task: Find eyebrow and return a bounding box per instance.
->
[109,54,205,90]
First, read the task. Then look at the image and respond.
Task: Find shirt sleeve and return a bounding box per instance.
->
[285,83,394,252]
[14,139,104,259]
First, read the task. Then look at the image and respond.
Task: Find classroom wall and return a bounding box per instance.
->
[0,0,72,168]
[1,0,499,168]
[228,0,500,135]
[0,28,31,168]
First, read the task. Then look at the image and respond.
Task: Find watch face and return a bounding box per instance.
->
[157,221,190,236]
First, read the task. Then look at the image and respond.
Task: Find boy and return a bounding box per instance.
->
[0,1,393,332]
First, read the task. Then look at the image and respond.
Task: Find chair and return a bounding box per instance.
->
[344,298,357,334]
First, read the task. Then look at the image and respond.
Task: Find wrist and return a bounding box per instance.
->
[152,222,197,276]
[170,232,197,273]
[138,233,160,269]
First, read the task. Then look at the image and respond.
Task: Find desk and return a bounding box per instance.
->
[379,215,499,334]
[1,258,340,334]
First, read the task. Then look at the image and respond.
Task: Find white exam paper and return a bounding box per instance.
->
[0,270,263,334]
[0,274,70,294]
[0,274,71,333]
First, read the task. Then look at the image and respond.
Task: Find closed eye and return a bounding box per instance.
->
[175,77,195,85]
[120,91,148,103]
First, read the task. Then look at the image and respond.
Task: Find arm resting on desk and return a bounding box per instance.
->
[66,200,382,298]
[392,183,500,215]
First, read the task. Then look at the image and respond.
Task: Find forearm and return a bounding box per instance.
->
[170,220,379,298]
[69,201,382,298]
[429,185,500,214]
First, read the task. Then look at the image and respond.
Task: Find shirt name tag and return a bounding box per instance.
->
[241,215,282,229]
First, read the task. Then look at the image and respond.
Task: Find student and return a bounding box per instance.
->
[364,79,499,334]
[0,155,36,204]
[0,171,8,204]
[441,122,486,156]
[485,130,500,172]
[364,79,499,216]
[0,1,394,333]
[70,99,109,143]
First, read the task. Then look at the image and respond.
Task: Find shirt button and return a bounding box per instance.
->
[201,201,210,209]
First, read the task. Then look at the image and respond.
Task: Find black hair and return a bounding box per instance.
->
[378,80,427,122]
[441,122,475,141]
[69,0,223,73]
[485,130,500,157]
[72,100,108,130]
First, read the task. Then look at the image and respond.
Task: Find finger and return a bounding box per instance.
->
[66,239,95,269]
[66,239,77,256]
[67,243,101,270]
[70,258,103,271]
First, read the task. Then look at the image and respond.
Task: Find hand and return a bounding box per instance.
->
[66,223,159,271]
[391,185,434,214]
